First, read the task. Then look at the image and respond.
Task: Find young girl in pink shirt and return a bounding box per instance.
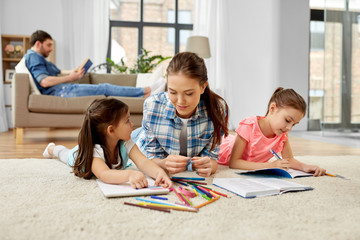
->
[219,87,326,176]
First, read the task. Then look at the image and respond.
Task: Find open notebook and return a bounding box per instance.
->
[96,178,169,198]
[212,177,313,198]
[237,168,313,179]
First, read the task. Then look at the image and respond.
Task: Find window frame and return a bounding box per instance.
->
[107,0,194,59]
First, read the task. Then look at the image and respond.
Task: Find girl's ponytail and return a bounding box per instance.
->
[73,114,95,179]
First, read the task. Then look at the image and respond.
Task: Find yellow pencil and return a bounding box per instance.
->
[325,173,336,177]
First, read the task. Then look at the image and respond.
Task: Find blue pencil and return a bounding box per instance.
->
[270,149,282,160]
[172,180,189,186]
[151,195,168,200]
[171,177,206,181]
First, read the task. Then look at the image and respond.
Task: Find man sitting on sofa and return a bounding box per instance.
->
[25,30,161,98]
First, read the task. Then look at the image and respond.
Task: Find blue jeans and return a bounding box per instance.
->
[54,83,145,98]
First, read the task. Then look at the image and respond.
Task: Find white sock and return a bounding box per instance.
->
[43,143,55,158]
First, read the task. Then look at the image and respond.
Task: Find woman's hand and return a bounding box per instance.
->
[154,170,173,188]
[191,157,213,177]
[302,165,326,177]
[128,170,148,189]
[163,155,188,174]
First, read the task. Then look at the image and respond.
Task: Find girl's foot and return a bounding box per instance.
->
[43,143,55,158]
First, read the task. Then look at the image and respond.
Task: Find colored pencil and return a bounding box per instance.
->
[135,197,176,207]
[193,186,211,200]
[195,196,220,209]
[179,192,193,206]
[196,186,214,199]
[325,173,336,177]
[151,195,168,200]
[171,177,206,181]
[139,202,198,212]
[171,178,208,185]
[172,180,189,186]
[124,202,170,213]
[172,188,187,204]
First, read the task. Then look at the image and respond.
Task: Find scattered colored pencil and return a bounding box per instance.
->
[195,196,220,209]
[172,180,189,186]
[124,202,170,213]
[172,188,187,204]
[139,202,198,212]
[171,177,206,181]
[150,195,168,200]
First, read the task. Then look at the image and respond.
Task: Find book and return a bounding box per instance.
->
[96,178,170,198]
[212,177,313,198]
[77,58,93,74]
[237,168,313,179]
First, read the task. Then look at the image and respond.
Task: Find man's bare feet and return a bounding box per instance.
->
[143,87,151,98]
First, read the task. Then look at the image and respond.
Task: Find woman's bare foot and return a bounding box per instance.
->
[143,87,151,98]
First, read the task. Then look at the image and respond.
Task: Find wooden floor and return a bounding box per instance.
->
[0,128,360,159]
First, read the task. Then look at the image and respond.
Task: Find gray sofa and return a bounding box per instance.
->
[13,73,145,144]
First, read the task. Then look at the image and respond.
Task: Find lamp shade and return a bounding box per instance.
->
[185,36,211,58]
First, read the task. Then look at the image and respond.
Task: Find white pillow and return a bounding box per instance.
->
[15,58,41,95]
[136,65,163,88]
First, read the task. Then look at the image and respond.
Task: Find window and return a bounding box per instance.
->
[108,0,194,70]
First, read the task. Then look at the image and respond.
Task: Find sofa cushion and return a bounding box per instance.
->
[90,73,137,86]
[28,95,145,114]
[28,95,105,114]
[15,58,42,95]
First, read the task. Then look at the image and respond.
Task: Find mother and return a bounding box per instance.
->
[133,52,229,177]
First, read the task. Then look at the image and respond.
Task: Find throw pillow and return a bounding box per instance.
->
[15,58,41,95]
[135,65,163,88]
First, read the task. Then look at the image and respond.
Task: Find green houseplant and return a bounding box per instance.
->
[107,48,171,74]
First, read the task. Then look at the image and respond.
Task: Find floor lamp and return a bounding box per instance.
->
[185,36,211,59]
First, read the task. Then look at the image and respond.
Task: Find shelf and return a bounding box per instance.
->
[2,58,23,62]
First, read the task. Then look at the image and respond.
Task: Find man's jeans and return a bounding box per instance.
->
[54,83,145,98]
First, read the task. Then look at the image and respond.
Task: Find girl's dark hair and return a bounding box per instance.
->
[30,30,53,46]
[166,52,229,151]
[266,87,306,116]
[73,98,129,179]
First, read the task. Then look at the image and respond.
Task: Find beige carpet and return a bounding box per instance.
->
[1,156,359,240]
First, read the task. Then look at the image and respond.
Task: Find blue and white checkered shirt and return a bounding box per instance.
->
[135,92,220,160]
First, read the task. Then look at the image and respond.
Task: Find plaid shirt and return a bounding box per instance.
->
[136,92,220,160]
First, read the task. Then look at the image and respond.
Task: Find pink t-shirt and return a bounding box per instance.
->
[218,116,287,165]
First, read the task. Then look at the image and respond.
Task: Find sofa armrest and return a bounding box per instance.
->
[12,73,31,126]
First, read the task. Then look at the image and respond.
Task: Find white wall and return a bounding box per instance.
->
[1,0,310,130]
[0,0,67,68]
[223,0,309,130]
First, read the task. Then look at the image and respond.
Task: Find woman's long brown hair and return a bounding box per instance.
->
[73,98,129,179]
[166,52,229,151]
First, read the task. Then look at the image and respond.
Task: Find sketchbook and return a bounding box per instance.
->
[237,168,313,179]
[96,178,170,198]
[212,177,313,198]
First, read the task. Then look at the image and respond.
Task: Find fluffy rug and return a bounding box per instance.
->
[0,156,359,240]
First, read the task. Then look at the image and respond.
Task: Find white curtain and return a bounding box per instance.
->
[193,0,230,99]
[61,0,110,69]
[0,16,9,132]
